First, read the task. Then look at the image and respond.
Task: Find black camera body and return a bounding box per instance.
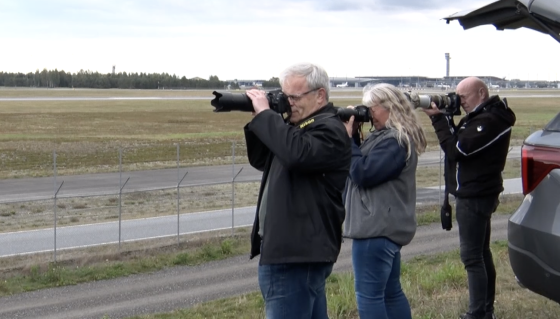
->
[335,105,371,123]
[211,90,291,114]
[404,91,461,116]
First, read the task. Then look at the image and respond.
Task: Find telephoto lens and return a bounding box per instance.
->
[404,91,461,115]
[211,89,291,114]
[336,105,371,123]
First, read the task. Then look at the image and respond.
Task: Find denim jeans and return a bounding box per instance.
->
[456,195,499,319]
[258,262,334,319]
[352,237,411,319]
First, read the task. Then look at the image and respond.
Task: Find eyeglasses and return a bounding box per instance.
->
[283,88,320,102]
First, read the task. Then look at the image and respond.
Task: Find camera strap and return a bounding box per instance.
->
[441,156,453,231]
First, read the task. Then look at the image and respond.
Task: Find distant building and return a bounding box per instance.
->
[228,79,267,88]
[230,76,557,90]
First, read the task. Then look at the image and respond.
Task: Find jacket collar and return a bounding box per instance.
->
[466,95,502,119]
[292,102,335,126]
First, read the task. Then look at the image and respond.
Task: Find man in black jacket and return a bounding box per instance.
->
[244,62,351,319]
[422,77,516,319]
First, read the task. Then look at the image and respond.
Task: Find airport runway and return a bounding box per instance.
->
[1,92,560,101]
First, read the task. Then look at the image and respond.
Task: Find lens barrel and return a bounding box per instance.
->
[211,91,254,112]
[336,105,370,123]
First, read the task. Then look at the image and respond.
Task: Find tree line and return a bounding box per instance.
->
[0,69,280,89]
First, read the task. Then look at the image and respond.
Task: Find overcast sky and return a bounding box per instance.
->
[1,0,559,81]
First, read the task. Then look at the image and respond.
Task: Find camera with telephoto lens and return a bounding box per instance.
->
[211,89,291,114]
[336,105,371,123]
[404,91,461,116]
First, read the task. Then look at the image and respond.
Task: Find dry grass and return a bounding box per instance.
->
[0,182,260,232]
[0,98,250,178]
[0,89,557,178]
[417,158,520,188]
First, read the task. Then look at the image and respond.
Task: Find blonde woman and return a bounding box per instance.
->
[342,83,427,319]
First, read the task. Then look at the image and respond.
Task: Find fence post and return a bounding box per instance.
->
[439,147,443,204]
[53,150,56,261]
[176,144,189,245]
[53,181,64,262]
[232,142,235,236]
[118,148,130,249]
[52,150,60,262]
[119,148,121,247]
[231,142,243,236]
[177,144,179,245]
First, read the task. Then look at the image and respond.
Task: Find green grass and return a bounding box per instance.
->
[0,235,250,297]
[127,240,560,319]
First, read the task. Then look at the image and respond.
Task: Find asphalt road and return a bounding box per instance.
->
[0,214,511,319]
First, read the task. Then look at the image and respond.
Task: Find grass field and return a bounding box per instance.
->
[0,88,558,178]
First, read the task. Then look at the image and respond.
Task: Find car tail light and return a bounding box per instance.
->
[521,144,560,195]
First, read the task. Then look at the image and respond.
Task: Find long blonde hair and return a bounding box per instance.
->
[362,83,427,159]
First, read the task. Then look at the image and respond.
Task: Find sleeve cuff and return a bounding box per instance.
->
[430,113,443,123]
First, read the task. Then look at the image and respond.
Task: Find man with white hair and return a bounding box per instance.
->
[244,62,352,318]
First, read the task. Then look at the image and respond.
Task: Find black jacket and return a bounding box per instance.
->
[244,103,351,264]
[431,95,516,198]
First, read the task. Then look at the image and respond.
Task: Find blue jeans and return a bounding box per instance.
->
[456,195,499,318]
[352,237,411,319]
[258,262,334,319]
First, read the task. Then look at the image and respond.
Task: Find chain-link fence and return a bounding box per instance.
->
[0,141,262,261]
[0,142,522,261]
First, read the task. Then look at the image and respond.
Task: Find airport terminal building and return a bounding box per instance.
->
[329,76,511,89]
[233,76,558,90]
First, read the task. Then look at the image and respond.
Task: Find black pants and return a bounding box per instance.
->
[456,195,499,318]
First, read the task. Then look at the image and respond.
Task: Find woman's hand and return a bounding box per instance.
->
[343,105,358,137]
